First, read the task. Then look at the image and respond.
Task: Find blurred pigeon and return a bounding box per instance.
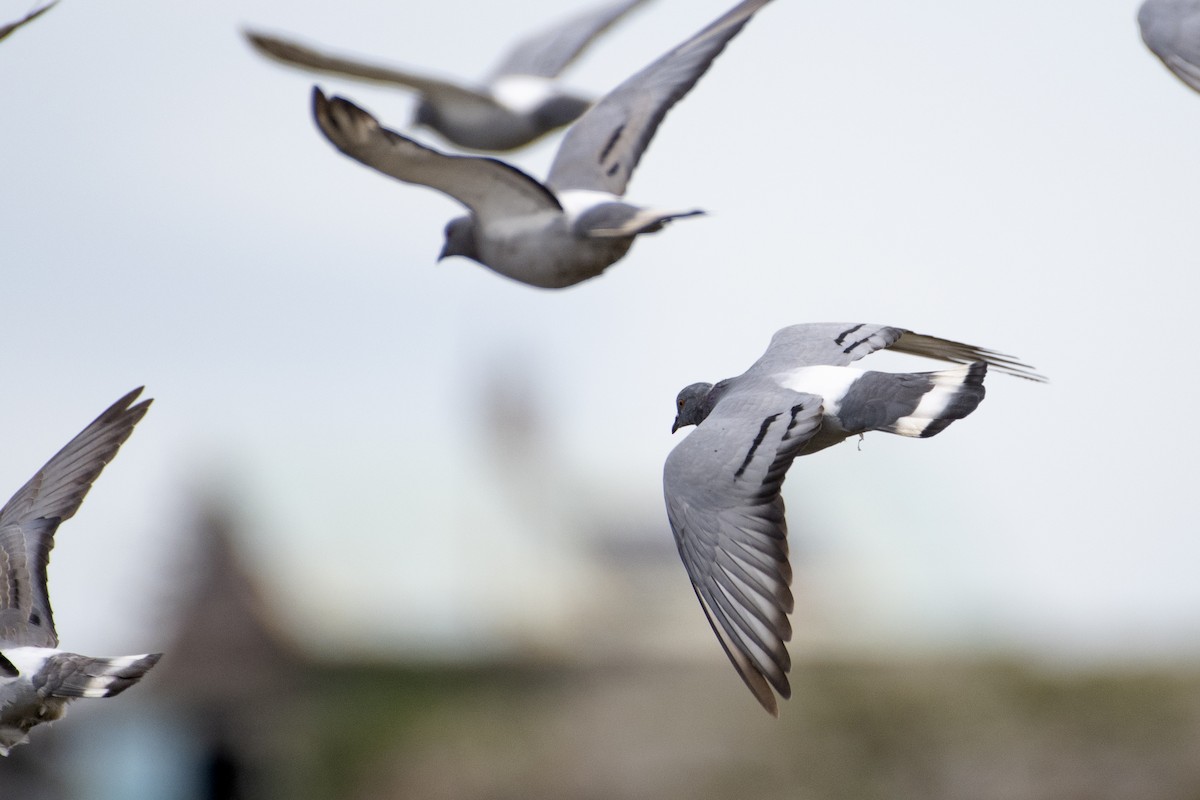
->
[0,2,55,43]
[0,388,160,755]
[1139,0,1200,92]
[312,0,773,289]
[247,0,652,151]
[664,323,1045,715]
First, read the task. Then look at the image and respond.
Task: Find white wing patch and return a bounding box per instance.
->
[775,365,862,417]
[557,189,623,218]
[1,646,56,676]
[490,74,560,113]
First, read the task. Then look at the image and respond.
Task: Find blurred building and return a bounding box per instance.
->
[150,502,313,800]
[14,487,1200,800]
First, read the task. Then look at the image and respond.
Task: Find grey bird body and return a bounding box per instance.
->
[439,207,639,288]
[0,389,160,755]
[664,323,1045,715]
[247,0,652,152]
[311,0,772,289]
[1139,0,1200,92]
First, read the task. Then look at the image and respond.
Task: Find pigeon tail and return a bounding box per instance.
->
[35,652,162,699]
[578,205,705,238]
[880,361,987,439]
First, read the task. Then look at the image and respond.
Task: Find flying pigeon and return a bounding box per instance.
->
[1138,0,1200,92]
[247,0,652,152]
[311,0,773,289]
[0,388,160,755]
[663,323,1045,715]
[0,2,56,43]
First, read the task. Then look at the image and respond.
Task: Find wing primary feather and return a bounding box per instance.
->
[693,586,781,715]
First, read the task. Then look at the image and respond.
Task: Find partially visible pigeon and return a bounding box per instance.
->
[0,388,160,755]
[311,0,773,289]
[1139,0,1200,93]
[247,0,652,151]
[664,323,1045,715]
[0,2,56,43]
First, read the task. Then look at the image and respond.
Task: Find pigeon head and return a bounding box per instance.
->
[672,382,716,433]
[439,216,479,262]
[532,94,592,132]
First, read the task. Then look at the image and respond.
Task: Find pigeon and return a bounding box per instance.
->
[246,0,652,152]
[663,323,1045,715]
[0,388,160,755]
[1138,0,1200,92]
[0,2,56,43]
[311,0,773,289]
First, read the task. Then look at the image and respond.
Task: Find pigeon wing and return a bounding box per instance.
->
[1140,0,1200,92]
[746,323,1046,382]
[312,88,562,219]
[0,388,150,647]
[488,0,653,80]
[545,0,771,196]
[246,32,506,112]
[1162,51,1200,90]
[0,2,56,43]
[663,387,823,715]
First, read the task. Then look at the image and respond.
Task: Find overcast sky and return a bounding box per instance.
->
[2,0,1198,665]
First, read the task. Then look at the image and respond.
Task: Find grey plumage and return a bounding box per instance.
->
[0,389,161,755]
[664,324,1044,715]
[1139,0,1200,92]
[246,0,652,152]
[311,0,772,289]
[0,2,55,43]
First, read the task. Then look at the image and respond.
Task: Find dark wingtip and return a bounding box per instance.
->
[102,653,165,697]
[243,30,302,63]
[104,387,152,424]
[757,686,780,717]
[311,86,335,133]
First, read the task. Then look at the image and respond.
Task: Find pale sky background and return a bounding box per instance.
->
[1,0,1198,667]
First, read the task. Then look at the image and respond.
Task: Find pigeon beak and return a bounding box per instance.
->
[671,417,681,434]
[437,243,450,262]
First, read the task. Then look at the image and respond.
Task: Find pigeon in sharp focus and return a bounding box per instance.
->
[0,2,56,43]
[663,323,1045,715]
[0,388,160,755]
[1139,0,1200,92]
[311,0,773,289]
[247,0,653,152]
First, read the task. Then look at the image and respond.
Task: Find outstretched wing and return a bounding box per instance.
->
[1139,0,1200,93]
[746,323,1046,382]
[663,387,823,715]
[0,2,55,43]
[0,388,151,647]
[246,31,505,111]
[312,88,562,219]
[545,0,771,196]
[488,0,653,80]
